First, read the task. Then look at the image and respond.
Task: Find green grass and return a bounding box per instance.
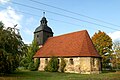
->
[0,71,120,80]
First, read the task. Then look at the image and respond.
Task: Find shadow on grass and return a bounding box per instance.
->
[102,70,117,73]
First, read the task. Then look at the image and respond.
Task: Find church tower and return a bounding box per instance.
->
[34,15,53,46]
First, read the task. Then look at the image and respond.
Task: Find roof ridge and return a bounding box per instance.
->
[51,30,87,38]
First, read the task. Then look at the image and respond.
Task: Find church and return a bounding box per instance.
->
[33,16,101,74]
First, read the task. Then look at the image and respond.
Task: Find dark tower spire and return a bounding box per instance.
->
[40,16,47,26]
[34,13,53,45]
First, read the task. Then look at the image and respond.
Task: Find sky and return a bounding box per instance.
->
[0,0,120,44]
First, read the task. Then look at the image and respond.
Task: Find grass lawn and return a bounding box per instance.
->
[0,71,120,80]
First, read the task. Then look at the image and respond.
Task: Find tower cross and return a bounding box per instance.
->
[43,12,45,17]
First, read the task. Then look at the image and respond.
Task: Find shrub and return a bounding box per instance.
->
[28,61,36,71]
[34,58,40,70]
[59,58,66,72]
[44,57,59,72]
[28,58,40,71]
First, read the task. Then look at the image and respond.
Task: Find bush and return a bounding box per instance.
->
[28,61,36,71]
[44,57,59,72]
[59,58,66,72]
[28,58,40,71]
[34,58,40,70]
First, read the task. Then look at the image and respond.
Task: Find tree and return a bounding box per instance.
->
[92,30,112,56]
[92,30,113,69]
[20,40,39,70]
[0,21,26,73]
[112,41,120,70]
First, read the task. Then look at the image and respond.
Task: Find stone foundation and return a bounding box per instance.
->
[36,57,101,74]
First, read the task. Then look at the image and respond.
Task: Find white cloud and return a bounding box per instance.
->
[0,0,10,4]
[108,31,120,41]
[0,6,22,28]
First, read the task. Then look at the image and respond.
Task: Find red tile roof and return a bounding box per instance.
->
[34,30,101,58]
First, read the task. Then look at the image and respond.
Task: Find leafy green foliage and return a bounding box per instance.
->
[59,58,66,72]
[28,61,35,71]
[20,40,39,70]
[0,21,26,73]
[34,58,40,70]
[45,57,59,72]
[111,41,120,70]
[102,54,112,69]
[28,58,40,71]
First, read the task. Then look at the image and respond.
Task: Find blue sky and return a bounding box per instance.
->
[0,0,120,44]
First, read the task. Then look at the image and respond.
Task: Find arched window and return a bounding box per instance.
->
[69,58,74,65]
[45,58,48,64]
[93,58,95,67]
[37,35,39,38]
[58,59,59,64]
